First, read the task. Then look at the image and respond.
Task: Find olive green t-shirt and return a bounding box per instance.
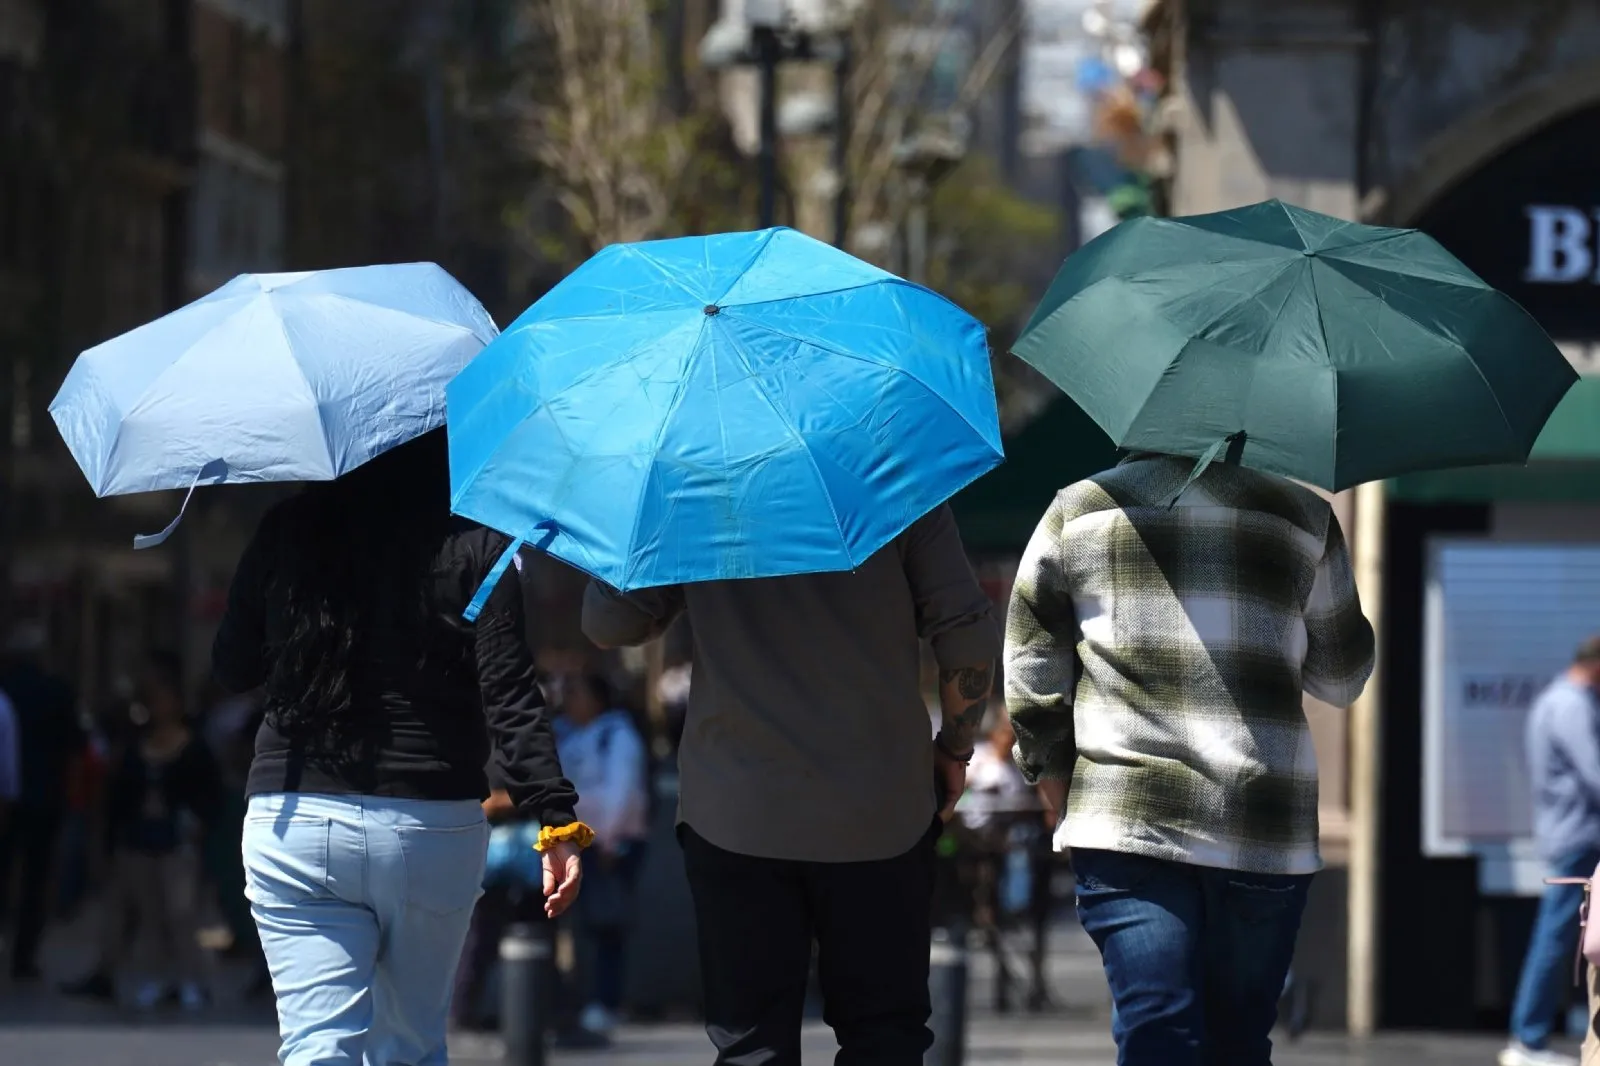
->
[581,504,1000,863]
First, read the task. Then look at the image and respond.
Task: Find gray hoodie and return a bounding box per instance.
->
[1527,676,1600,862]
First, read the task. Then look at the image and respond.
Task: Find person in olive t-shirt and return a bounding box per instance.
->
[583,503,999,1066]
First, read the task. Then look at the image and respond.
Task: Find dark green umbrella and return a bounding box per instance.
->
[1013,199,1578,491]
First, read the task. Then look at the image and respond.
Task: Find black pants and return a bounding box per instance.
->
[680,822,939,1066]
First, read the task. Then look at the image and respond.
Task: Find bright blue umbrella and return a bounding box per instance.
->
[50,263,498,546]
[447,227,1003,595]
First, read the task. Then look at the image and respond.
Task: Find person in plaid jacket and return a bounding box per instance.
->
[1005,453,1374,1066]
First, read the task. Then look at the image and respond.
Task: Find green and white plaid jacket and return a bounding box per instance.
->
[1004,455,1375,875]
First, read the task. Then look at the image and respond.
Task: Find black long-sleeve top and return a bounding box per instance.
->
[212,500,577,827]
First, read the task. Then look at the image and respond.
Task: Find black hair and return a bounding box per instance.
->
[263,429,451,755]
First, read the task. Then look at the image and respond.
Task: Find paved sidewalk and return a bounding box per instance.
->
[1,890,1570,1065]
[0,1016,1564,1066]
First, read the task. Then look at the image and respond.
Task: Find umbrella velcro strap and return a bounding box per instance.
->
[1167,433,1245,510]
[132,459,229,550]
[463,538,526,623]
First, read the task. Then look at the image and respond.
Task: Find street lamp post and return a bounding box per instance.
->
[754,25,782,228]
[893,121,968,285]
[701,1,857,241]
[831,37,851,248]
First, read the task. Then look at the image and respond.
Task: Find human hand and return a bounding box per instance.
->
[541,841,583,918]
[1037,779,1066,829]
[934,748,967,823]
[481,789,515,823]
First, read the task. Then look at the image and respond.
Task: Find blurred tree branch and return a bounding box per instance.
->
[837,0,1022,258]
[507,0,693,257]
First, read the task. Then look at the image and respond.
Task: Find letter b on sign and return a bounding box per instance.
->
[1525,206,1596,283]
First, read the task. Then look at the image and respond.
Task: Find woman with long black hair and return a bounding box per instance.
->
[213,429,589,1066]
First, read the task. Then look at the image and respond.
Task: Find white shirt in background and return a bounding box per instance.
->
[555,709,649,847]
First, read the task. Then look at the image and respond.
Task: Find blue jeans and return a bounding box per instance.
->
[243,793,489,1066]
[1072,848,1312,1066]
[1510,848,1600,1050]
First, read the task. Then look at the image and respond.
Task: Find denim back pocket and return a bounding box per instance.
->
[1072,848,1164,896]
[395,822,490,915]
[242,814,333,904]
[1224,875,1308,929]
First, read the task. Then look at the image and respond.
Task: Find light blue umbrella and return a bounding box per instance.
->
[50,263,498,546]
[447,227,1003,599]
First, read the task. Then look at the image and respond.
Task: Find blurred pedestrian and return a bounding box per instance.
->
[0,686,16,827]
[961,708,1032,835]
[1502,637,1600,1066]
[62,651,220,1009]
[213,430,587,1066]
[583,502,999,1066]
[0,622,85,982]
[959,707,1036,918]
[1005,455,1375,1066]
[197,683,269,989]
[551,668,649,1039]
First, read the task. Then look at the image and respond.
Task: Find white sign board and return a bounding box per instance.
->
[1423,540,1600,893]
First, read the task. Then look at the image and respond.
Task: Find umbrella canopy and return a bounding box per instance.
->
[447,227,1003,592]
[1013,199,1578,491]
[51,263,498,499]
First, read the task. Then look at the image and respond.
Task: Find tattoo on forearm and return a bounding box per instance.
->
[956,699,986,728]
[939,663,993,751]
[941,664,992,701]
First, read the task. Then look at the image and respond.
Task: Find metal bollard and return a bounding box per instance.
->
[500,922,554,1066]
[926,928,969,1066]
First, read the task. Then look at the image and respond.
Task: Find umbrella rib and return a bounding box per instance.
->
[1321,270,1521,449]
[714,324,853,565]
[618,324,707,589]
[1173,259,1305,355]
[723,277,972,320]
[707,228,782,306]
[631,243,747,307]
[1316,247,1493,294]
[101,294,266,478]
[318,293,496,343]
[725,301,998,458]
[1304,261,1337,371]
[450,316,705,522]
[272,293,342,478]
[721,278,883,311]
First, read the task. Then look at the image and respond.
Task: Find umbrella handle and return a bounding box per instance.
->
[1166,433,1245,509]
[132,459,229,550]
[462,523,561,622]
[462,537,525,623]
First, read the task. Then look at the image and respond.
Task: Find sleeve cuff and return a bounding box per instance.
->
[536,807,576,830]
[930,616,1003,671]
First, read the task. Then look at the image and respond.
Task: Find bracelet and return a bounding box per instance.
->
[533,822,596,853]
[934,734,975,765]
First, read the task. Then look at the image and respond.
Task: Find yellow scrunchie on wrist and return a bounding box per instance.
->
[534,822,596,853]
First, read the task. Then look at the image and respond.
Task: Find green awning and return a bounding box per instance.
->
[1389,376,1600,503]
[951,397,1120,554]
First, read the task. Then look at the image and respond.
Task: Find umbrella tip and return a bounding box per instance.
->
[704,305,722,317]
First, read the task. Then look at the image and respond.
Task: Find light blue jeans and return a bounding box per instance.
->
[243,793,489,1066]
